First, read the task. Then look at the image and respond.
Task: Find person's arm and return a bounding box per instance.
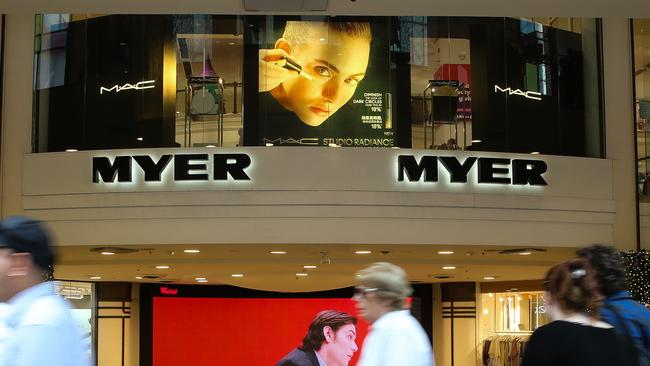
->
[12,324,88,366]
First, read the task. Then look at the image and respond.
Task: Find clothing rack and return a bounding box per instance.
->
[481,334,530,366]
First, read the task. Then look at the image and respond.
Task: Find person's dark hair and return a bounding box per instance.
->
[576,244,627,296]
[300,310,356,351]
[544,258,604,318]
[0,216,56,273]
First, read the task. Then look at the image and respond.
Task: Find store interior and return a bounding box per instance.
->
[51,244,569,366]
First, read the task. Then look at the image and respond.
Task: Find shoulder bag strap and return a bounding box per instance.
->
[605,304,641,366]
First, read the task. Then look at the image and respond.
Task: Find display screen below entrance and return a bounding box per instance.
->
[153,297,370,366]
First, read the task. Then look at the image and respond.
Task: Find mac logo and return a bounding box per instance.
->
[494,85,542,101]
[262,138,319,146]
[160,287,178,295]
[100,80,156,95]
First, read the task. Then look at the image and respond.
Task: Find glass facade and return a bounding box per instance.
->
[33,15,603,156]
[635,19,650,197]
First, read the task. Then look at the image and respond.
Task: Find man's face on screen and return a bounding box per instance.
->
[279,25,370,127]
[321,323,358,366]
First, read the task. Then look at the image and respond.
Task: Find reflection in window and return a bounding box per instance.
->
[34,14,69,90]
[410,17,599,157]
[520,19,551,96]
[635,19,650,198]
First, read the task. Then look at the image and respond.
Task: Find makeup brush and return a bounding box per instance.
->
[276,57,314,81]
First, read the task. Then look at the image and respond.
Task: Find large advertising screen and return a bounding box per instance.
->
[153,297,369,366]
[256,18,395,147]
[143,284,432,366]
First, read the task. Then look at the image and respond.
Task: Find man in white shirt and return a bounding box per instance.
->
[353,262,434,366]
[0,216,89,366]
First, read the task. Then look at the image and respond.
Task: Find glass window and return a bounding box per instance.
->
[635,19,650,198]
[32,15,603,156]
[408,17,602,156]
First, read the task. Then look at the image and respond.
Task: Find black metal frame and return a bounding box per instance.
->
[97,301,131,366]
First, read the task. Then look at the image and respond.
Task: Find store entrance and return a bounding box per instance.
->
[54,244,575,366]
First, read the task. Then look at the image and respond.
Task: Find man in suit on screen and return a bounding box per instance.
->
[275,310,359,366]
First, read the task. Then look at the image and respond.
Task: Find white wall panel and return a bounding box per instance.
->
[19,149,616,247]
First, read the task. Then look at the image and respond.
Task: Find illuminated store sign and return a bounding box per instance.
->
[160,287,178,295]
[494,85,542,101]
[92,153,251,183]
[99,80,156,95]
[397,155,548,185]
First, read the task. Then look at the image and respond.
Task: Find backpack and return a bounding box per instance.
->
[605,304,650,366]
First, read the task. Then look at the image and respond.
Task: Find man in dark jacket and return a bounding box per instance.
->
[275,310,358,366]
[577,245,650,356]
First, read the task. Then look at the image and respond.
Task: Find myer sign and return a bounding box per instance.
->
[92,153,251,183]
[91,152,547,187]
[397,155,548,185]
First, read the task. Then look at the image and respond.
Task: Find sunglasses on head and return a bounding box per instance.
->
[353,287,379,298]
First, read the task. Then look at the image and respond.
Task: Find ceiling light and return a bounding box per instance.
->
[90,276,101,280]
[205,145,216,148]
[304,265,317,269]
[319,37,326,42]
[91,246,139,255]
[270,251,286,254]
[135,276,143,280]
[137,137,144,141]
[296,273,308,276]
[231,274,244,278]
[483,276,496,280]
[530,151,540,155]
[438,251,454,255]
[519,252,532,256]
[471,139,482,143]
[431,274,453,279]
[442,266,456,270]
[483,309,489,315]
[183,249,200,254]
[65,149,78,152]
[265,143,274,147]
[195,277,207,281]
[197,279,208,283]
[355,250,372,254]
[155,265,170,269]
